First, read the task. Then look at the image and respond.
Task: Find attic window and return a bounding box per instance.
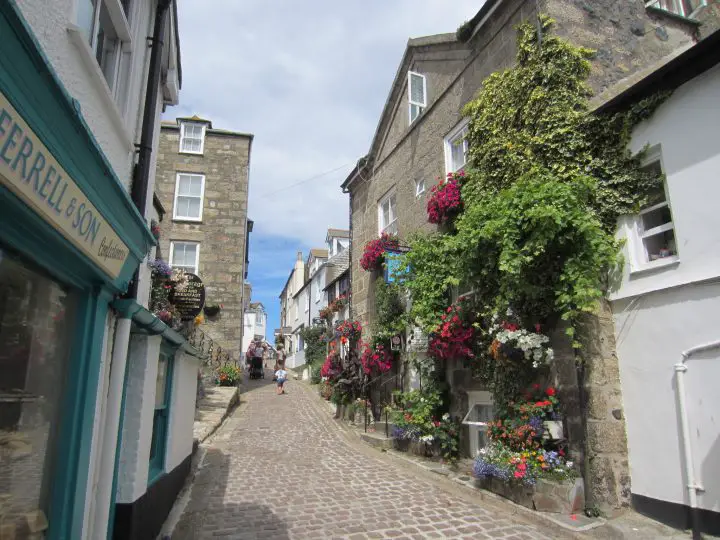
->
[408,71,427,124]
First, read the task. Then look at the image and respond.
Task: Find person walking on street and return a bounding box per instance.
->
[275,364,287,395]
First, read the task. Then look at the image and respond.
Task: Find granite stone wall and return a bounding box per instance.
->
[155,125,251,364]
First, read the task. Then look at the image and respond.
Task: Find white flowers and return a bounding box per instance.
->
[419,434,435,444]
[566,461,574,468]
[489,313,554,369]
[442,413,450,421]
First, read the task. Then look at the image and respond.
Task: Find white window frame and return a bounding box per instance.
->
[315,278,322,302]
[645,0,706,18]
[378,190,398,236]
[462,391,495,457]
[626,147,679,273]
[169,241,200,275]
[444,118,470,174]
[179,122,207,155]
[407,71,427,125]
[173,173,205,222]
[415,178,425,197]
[75,0,134,108]
[304,290,310,313]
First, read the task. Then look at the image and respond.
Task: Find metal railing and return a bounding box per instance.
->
[181,325,232,368]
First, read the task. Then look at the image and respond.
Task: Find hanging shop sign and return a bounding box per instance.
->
[170,273,205,320]
[391,334,402,351]
[0,92,130,278]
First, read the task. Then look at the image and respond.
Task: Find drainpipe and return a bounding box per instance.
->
[96,1,173,536]
[675,340,720,540]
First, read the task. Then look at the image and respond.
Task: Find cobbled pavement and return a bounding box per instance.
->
[171,372,574,540]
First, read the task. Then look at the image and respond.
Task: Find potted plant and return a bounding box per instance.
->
[204,304,222,318]
[427,171,465,225]
[360,233,400,272]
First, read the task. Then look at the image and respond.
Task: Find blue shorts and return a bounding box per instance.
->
[277,378,286,386]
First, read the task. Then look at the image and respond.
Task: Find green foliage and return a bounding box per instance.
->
[372,278,407,344]
[215,364,241,386]
[299,325,327,366]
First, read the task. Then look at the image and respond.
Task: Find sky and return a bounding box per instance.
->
[168,1,481,339]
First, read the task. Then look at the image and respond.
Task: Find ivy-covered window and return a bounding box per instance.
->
[630,150,678,268]
[444,119,470,173]
[149,343,174,484]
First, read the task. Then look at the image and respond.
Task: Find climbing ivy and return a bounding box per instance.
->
[299,325,327,367]
[403,17,668,358]
[372,278,407,345]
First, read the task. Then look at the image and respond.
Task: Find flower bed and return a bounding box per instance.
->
[360,233,400,271]
[215,364,241,386]
[427,171,464,225]
[428,299,475,362]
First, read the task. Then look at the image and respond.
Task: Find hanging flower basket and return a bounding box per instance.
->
[360,342,394,375]
[150,219,161,241]
[427,171,464,225]
[428,298,475,362]
[319,306,333,321]
[488,311,554,369]
[204,304,222,318]
[335,320,362,344]
[360,233,400,271]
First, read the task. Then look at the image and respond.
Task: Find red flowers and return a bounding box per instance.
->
[360,233,400,271]
[360,343,393,375]
[320,353,341,380]
[336,320,362,341]
[546,387,556,397]
[427,172,464,224]
[428,300,475,362]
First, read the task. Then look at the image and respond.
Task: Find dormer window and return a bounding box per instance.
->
[408,71,427,124]
[179,122,206,154]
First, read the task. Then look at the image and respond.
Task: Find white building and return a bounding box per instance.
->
[604,32,720,536]
[242,301,268,356]
[0,2,196,540]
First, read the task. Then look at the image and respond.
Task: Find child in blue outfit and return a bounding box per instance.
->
[275,366,287,395]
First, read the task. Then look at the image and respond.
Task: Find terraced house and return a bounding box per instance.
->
[342,0,719,532]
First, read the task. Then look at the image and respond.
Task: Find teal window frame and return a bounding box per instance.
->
[148,343,174,484]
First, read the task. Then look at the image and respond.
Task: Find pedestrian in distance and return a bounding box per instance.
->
[275,364,287,395]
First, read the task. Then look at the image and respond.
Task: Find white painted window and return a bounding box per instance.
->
[415,178,425,197]
[462,391,495,457]
[173,173,205,221]
[444,119,470,173]
[77,0,133,104]
[645,0,705,17]
[169,241,200,274]
[378,191,398,236]
[408,71,426,124]
[179,122,206,154]
[628,150,678,270]
[304,291,309,313]
[315,278,321,302]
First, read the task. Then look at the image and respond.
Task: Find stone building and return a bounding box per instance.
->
[342,0,718,520]
[156,116,253,363]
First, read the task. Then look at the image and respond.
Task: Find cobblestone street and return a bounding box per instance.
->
[169,373,572,540]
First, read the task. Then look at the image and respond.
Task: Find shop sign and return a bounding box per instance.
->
[170,273,205,320]
[0,92,130,278]
[391,334,402,351]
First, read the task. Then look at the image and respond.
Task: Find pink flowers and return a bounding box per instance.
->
[320,353,341,380]
[427,172,464,225]
[360,343,394,375]
[336,320,362,341]
[360,233,400,271]
[428,299,475,362]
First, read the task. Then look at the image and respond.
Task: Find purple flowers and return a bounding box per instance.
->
[473,458,511,482]
[148,258,172,277]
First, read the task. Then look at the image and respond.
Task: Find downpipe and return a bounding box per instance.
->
[675,339,720,539]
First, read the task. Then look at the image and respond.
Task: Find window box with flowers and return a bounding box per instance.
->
[360,233,400,272]
[427,171,465,225]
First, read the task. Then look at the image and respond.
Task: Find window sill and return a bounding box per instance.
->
[172,217,203,224]
[66,24,133,152]
[646,6,702,26]
[179,150,205,156]
[629,255,680,277]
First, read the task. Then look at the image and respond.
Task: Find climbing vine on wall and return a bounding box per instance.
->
[400,17,668,406]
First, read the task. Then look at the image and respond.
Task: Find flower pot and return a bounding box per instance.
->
[543,420,563,440]
[394,438,410,452]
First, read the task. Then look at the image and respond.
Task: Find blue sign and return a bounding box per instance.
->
[385,252,408,283]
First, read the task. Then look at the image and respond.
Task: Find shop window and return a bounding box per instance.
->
[173,173,205,221]
[378,190,397,236]
[179,122,206,154]
[408,71,426,124]
[170,241,200,275]
[445,119,470,173]
[149,344,174,484]
[0,246,77,536]
[462,391,495,457]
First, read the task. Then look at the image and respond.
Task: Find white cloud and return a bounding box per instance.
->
[169,0,481,248]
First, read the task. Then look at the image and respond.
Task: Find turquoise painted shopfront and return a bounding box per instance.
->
[0,3,155,539]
